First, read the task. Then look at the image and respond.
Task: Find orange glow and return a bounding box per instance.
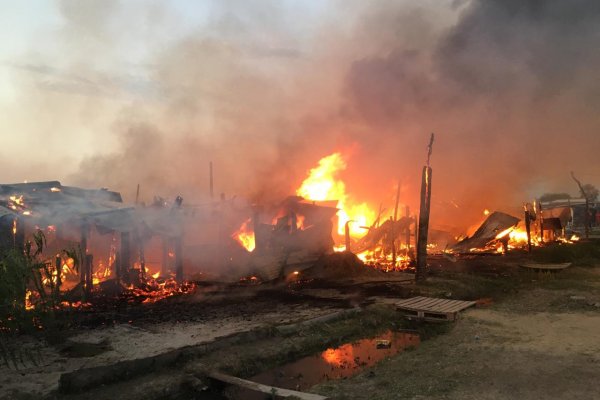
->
[322,344,354,367]
[233,218,255,251]
[25,290,34,310]
[483,209,490,216]
[296,152,376,237]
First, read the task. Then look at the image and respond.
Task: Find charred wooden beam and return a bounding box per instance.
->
[162,237,169,276]
[405,205,411,254]
[80,224,88,286]
[85,254,93,296]
[120,232,131,285]
[416,166,432,281]
[174,236,183,283]
[392,181,401,266]
[416,134,434,281]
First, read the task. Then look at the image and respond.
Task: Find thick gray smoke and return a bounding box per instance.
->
[4,0,600,231]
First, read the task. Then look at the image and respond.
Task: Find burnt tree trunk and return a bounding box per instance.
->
[416,166,432,282]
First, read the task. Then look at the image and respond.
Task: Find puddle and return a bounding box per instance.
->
[225,330,420,399]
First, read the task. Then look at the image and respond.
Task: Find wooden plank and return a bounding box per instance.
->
[208,371,329,400]
[396,297,427,307]
[409,297,440,308]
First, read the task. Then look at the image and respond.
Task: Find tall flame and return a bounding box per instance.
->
[234,219,255,251]
[297,153,375,237]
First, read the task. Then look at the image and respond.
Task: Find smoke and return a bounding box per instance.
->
[3,0,600,231]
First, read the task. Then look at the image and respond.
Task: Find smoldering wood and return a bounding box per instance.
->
[352,217,412,254]
[416,166,432,282]
[451,211,520,253]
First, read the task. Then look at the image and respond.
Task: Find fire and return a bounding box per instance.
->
[25,290,34,310]
[50,187,61,192]
[296,153,375,237]
[483,209,490,216]
[234,218,255,251]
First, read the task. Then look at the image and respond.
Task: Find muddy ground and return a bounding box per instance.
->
[2,244,600,399]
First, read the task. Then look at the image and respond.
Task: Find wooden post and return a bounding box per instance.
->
[345,220,351,252]
[121,232,131,285]
[538,201,544,244]
[405,206,411,254]
[85,254,93,295]
[114,251,121,283]
[524,205,532,253]
[162,237,169,276]
[54,256,62,297]
[174,236,183,283]
[416,166,432,282]
[391,181,401,266]
[135,184,140,204]
[80,224,88,286]
[209,162,214,199]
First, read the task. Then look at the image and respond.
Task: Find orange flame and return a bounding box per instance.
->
[234,219,255,251]
[296,153,376,237]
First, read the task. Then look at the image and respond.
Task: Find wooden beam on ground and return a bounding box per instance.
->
[207,371,329,400]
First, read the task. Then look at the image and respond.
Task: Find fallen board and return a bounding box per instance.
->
[396,296,477,322]
[208,371,329,400]
[519,262,572,271]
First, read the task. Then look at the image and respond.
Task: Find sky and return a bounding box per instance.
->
[1,0,599,229]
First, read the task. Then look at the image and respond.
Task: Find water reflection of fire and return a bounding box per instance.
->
[322,344,354,367]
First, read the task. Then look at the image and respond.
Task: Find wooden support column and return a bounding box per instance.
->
[344,221,351,252]
[174,236,183,283]
[121,232,131,285]
[405,206,411,254]
[524,205,532,253]
[85,254,93,295]
[54,256,62,297]
[162,237,169,276]
[80,224,88,286]
[391,181,401,267]
[416,166,432,282]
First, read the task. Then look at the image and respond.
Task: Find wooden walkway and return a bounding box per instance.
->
[396,296,477,322]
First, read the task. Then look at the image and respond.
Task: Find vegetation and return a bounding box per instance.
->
[0,230,66,334]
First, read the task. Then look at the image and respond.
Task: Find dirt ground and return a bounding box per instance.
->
[314,263,600,400]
